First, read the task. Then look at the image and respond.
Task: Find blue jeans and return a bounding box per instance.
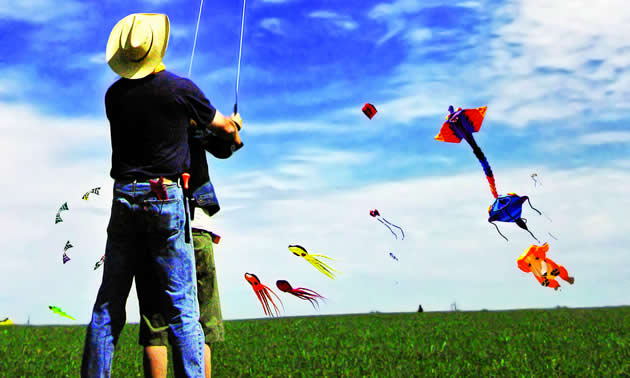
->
[81,181,204,377]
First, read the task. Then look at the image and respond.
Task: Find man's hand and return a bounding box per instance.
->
[231,113,242,131]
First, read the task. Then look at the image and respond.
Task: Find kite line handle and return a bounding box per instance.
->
[182,173,190,190]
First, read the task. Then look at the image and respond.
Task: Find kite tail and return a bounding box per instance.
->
[378,218,398,239]
[381,218,405,240]
[469,139,499,199]
[489,222,508,242]
[525,197,542,216]
[526,229,541,243]
[520,218,541,243]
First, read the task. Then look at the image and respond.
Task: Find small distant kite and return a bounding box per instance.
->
[530,173,542,187]
[62,241,73,264]
[82,187,101,200]
[276,280,325,309]
[289,245,340,279]
[55,202,69,224]
[49,305,76,320]
[0,318,13,326]
[488,193,543,242]
[517,243,574,290]
[245,273,283,317]
[93,254,105,270]
[369,209,405,240]
[362,103,377,119]
[389,252,399,261]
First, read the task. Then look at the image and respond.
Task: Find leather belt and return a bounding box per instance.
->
[117,177,177,185]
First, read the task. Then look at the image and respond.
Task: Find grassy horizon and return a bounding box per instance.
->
[1,306,629,376]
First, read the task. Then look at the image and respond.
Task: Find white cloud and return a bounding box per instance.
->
[405,28,432,44]
[577,131,630,145]
[170,24,192,40]
[259,18,284,35]
[244,119,357,135]
[485,0,630,127]
[0,0,85,23]
[139,0,173,4]
[308,10,358,31]
[209,164,630,319]
[456,1,481,8]
[1,99,629,323]
[368,0,424,45]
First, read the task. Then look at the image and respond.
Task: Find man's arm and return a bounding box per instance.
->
[205,110,242,145]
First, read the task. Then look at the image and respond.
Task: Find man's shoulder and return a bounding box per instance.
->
[159,71,202,93]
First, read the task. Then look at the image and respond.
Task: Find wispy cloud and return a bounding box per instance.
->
[259,18,284,35]
[404,28,432,44]
[139,0,173,5]
[456,1,481,8]
[219,147,376,201]
[245,120,357,135]
[577,131,630,145]
[0,0,85,23]
[485,0,630,127]
[368,0,425,45]
[308,10,358,31]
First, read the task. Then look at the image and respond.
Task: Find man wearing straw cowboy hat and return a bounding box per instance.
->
[81,13,243,377]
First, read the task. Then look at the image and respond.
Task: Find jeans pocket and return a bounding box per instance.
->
[141,198,184,239]
[107,196,133,236]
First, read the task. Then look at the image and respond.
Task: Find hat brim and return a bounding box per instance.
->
[106,13,169,79]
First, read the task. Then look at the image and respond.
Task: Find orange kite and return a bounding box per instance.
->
[517,243,574,290]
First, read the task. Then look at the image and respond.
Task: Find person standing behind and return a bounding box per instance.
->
[140,91,243,378]
[81,13,242,377]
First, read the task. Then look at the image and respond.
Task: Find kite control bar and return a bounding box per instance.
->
[182,173,192,244]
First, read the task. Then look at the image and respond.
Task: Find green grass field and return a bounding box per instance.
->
[1,307,629,377]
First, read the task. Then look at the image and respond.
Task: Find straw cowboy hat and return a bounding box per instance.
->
[106,13,170,79]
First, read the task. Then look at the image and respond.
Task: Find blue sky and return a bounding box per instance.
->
[1,0,629,325]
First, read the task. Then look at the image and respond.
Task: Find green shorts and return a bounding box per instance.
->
[138,228,225,346]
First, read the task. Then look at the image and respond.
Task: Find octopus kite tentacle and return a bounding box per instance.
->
[370,209,405,240]
[245,273,283,317]
[276,280,325,310]
[380,218,405,239]
[288,245,341,279]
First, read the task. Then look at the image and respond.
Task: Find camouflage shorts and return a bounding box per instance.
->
[138,228,225,346]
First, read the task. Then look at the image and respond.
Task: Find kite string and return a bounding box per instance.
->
[234,0,247,113]
[188,0,205,78]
